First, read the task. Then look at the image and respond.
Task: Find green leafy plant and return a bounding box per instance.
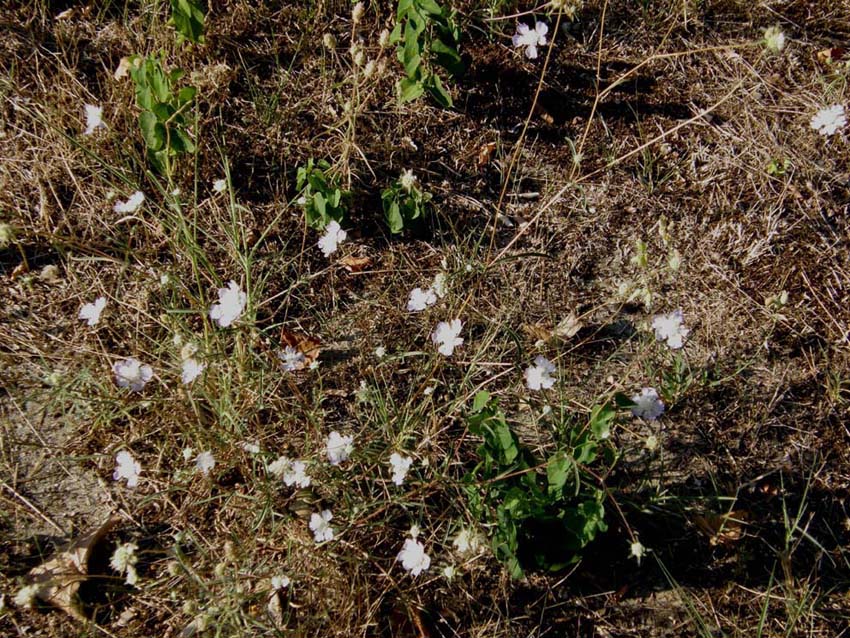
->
[295,159,350,230]
[382,170,432,234]
[464,391,628,578]
[128,54,197,175]
[390,0,463,108]
[169,0,205,44]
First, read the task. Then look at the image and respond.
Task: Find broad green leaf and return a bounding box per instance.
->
[398,78,425,103]
[425,73,453,108]
[589,402,616,440]
[177,86,197,106]
[385,200,404,234]
[472,391,491,412]
[139,111,165,151]
[546,453,572,497]
[416,0,444,16]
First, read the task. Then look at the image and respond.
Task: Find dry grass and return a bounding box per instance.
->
[1,0,849,636]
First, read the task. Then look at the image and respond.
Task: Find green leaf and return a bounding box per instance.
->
[397,0,414,18]
[472,391,491,412]
[416,0,444,16]
[398,77,425,103]
[425,73,453,108]
[139,111,165,151]
[546,453,573,497]
[171,127,195,153]
[177,86,197,106]
[149,66,170,103]
[589,402,616,440]
[431,38,464,77]
[385,200,404,234]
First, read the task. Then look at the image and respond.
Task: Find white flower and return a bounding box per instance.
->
[269,456,312,488]
[651,310,689,349]
[397,537,430,576]
[271,575,290,590]
[212,178,227,193]
[181,358,205,385]
[110,542,139,586]
[524,355,556,391]
[326,431,354,465]
[389,453,413,486]
[432,272,448,298]
[182,447,195,462]
[78,296,107,326]
[195,451,215,475]
[644,433,659,452]
[409,524,420,539]
[442,565,456,580]
[113,191,145,213]
[309,509,334,542]
[278,346,306,372]
[374,346,386,358]
[83,104,105,135]
[512,21,548,59]
[763,25,785,53]
[631,387,664,420]
[14,584,40,608]
[452,527,481,554]
[113,357,153,392]
[629,540,646,565]
[240,441,260,454]
[431,319,464,356]
[113,450,141,488]
[810,104,846,137]
[209,280,247,328]
[318,220,347,257]
[407,287,436,312]
[399,169,417,192]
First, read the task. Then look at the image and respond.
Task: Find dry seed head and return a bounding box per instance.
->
[352,2,365,25]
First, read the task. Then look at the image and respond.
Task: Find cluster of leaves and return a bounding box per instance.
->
[295,159,351,230]
[464,392,628,578]
[169,0,205,44]
[129,54,197,175]
[382,175,433,234]
[390,0,464,108]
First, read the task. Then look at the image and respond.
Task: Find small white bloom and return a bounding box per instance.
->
[212,178,227,193]
[181,358,205,385]
[240,441,260,454]
[452,527,480,554]
[113,191,145,214]
[524,355,556,391]
[14,584,40,608]
[113,450,141,488]
[209,280,247,328]
[195,451,215,475]
[442,565,456,580]
[763,25,785,53]
[431,272,448,298]
[374,346,386,358]
[326,431,354,465]
[83,104,106,135]
[407,287,436,312]
[629,540,646,565]
[112,357,153,392]
[268,455,290,479]
[409,524,420,539]
[431,319,464,356]
[512,21,548,59]
[644,433,659,452]
[631,387,665,420]
[180,342,198,360]
[309,509,334,542]
[397,537,430,576]
[389,453,413,486]
[278,459,311,488]
[110,542,139,586]
[399,169,417,192]
[271,575,290,590]
[651,310,689,349]
[278,346,306,372]
[79,296,107,326]
[318,220,347,257]
[182,447,195,462]
[810,104,846,137]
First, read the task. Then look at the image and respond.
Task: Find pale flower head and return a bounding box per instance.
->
[318,220,347,257]
[651,310,689,349]
[631,387,664,420]
[431,272,448,298]
[209,280,247,328]
[212,178,227,193]
[309,509,334,542]
[399,169,417,192]
[278,346,306,372]
[629,540,647,565]
[181,358,205,385]
[79,296,107,326]
[452,527,481,554]
[110,542,139,586]
[525,355,556,391]
[14,584,40,609]
[397,537,430,576]
[407,286,437,312]
[389,452,413,486]
[112,357,153,392]
[83,104,106,135]
[113,191,145,214]
[113,450,141,488]
[195,451,216,475]
[763,25,785,53]
[512,21,548,59]
[271,574,291,590]
[326,431,354,465]
[810,104,847,137]
[431,319,464,357]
